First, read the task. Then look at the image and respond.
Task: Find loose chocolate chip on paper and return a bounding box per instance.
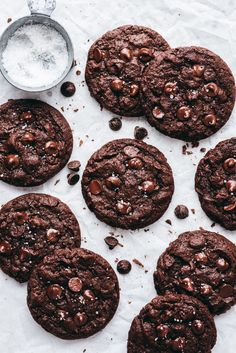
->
[67,172,80,185]
[61,82,76,97]
[134,126,148,140]
[117,260,132,274]
[174,205,189,219]
[67,160,81,172]
[109,117,122,131]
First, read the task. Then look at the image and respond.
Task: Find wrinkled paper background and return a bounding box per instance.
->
[0,0,235,352]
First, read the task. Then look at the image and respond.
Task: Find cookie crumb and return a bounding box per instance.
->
[132,258,144,268]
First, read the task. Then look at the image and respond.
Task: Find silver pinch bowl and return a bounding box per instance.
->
[0,0,74,92]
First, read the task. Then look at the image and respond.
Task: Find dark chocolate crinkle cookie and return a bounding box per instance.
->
[27,248,120,339]
[154,230,236,315]
[195,138,236,230]
[141,46,235,141]
[81,138,174,229]
[0,99,73,186]
[85,25,170,117]
[127,293,216,353]
[0,193,81,282]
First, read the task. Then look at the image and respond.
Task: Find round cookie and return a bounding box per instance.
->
[27,248,120,339]
[81,138,174,229]
[0,193,81,282]
[0,99,73,186]
[85,25,170,117]
[154,230,236,315]
[195,138,236,230]
[141,46,235,141]
[127,294,216,353]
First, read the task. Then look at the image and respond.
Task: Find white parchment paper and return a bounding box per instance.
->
[0,0,235,352]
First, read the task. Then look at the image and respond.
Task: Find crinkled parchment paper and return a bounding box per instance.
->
[0,0,235,352]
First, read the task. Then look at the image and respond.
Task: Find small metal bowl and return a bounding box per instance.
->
[0,0,74,92]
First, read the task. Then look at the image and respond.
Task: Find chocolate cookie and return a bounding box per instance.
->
[27,248,119,339]
[141,46,235,141]
[195,138,236,230]
[85,25,170,116]
[0,193,81,282]
[154,230,236,315]
[81,138,174,229]
[127,294,216,353]
[0,99,73,186]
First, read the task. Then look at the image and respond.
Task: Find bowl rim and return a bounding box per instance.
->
[0,14,74,92]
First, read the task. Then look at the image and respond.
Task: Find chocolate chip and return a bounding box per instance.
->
[83,289,96,301]
[130,84,139,97]
[170,337,185,352]
[67,160,81,172]
[200,284,213,296]
[61,82,76,97]
[67,172,80,185]
[141,180,157,193]
[180,277,194,292]
[116,200,132,214]
[46,228,59,243]
[104,236,119,250]
[117,260,132,274]
[226,180,236,193]
[6,154,20,169]
[19,248,31,262]
[203,114,217,127]
[219,284,234,298]
[93,47,103,63]
[223,158,236,172]
[109,117,122,131]
[189,234,205,249]
[120,47,133,61]
[152,107,164,119]
[0,240,11,255]
[45,141,58,155]
[30,216,45,228]
[74,312,88,327]
[193,64,205,77]
[110,78,123,93]
[123,146,139,157]
[224,203,236,212]
[89,180,102,194]
[216,258,229,271]
[15,211,28,225]
[174,205,189,219]
[194,252,208,264]
[134,126,148,140]
[164,82,177,94]
[68,277,83,293]
[177,106,192,120]
[21,132,35,144]
[204,82,219,97]
[191,320,205,335]
[20,111,32,121]
[47,284,63,300]
[156,324,170,338]
[105,176,121,189]
[138,48,154,62]
[128,157,143,169]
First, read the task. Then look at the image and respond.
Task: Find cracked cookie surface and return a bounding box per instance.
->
[0,99,73,186]
[81,138,174,229]
[27,248,119,339]
[128,293,216,353]
[0,193,81,282]
[154,230,236,315]
[85,25,170,116]
[195,138,236,229]
[141,46,235,141]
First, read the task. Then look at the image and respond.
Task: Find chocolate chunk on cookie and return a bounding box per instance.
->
[128,294,216,353]
[81,138,174,229]
[195,138,236,229]
[85,25,170,117]
[27,248,119,339]
[154,230,236,315]
[0,99,73,186]
[0,193,81,282]
[141,46,235,141]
